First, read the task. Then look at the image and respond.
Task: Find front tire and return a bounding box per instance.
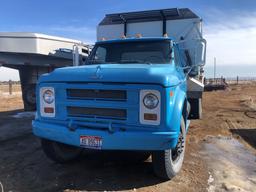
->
[41,139,82,163]
[152,117,186,180]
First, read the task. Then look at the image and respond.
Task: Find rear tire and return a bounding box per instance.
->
[41,139,82,163]
[23,84,36,111]
[188,98,202,119]
[132,152,151,162]
[122,151,151,162]
[152,117,186,180]
[107,151,151,163]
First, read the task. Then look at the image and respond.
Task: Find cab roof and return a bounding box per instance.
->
[96,37,172,44]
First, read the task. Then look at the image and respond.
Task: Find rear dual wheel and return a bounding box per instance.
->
[23,84,36,111]
[152,117,186,180]
[188,98,202,119]
[107,151,150,163]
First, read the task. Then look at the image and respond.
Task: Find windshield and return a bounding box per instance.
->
[87,40,171,64]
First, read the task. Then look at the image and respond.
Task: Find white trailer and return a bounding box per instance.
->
[0,32,90,110]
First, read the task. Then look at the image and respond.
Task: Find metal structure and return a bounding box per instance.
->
[0,32,90,110]
[204,78,228,91]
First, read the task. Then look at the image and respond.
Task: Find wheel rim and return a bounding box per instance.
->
[26,89,36,104]
[171,131,185,163]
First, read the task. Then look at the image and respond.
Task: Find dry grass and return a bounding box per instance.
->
[0,84,21,93]
[0,84,23,111]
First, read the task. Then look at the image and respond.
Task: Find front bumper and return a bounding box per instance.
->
[32,120,179,150]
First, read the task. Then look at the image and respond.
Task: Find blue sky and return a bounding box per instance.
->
[1,0,256,80]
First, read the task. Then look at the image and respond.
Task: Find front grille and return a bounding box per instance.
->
[67,106,127,120]
[67,89,127,101]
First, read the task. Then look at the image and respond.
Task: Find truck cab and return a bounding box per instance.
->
[33,8,206,180]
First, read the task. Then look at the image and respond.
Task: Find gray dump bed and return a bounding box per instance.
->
[97,8,206,76]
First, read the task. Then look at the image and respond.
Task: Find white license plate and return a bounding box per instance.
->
[80,135,102,149]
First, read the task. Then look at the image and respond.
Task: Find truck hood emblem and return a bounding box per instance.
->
[90,65,103,79]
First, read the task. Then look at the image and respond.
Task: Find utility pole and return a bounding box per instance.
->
[9,79,12,95]
[214,57,216,81]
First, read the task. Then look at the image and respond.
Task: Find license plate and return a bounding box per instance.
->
[80,135,102,149]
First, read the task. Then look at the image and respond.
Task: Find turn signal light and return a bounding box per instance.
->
[44,107,54,114]
[144,113,157,121]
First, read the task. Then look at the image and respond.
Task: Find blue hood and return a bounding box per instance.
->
[39,64,181,87]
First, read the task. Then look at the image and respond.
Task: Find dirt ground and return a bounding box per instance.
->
[0,84,255,192]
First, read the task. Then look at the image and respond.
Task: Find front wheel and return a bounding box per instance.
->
[152,117,186,180]
[41,139,82,163]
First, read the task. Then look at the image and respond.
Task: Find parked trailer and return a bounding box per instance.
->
[0,32,89,110]
[204,78,228,91]
[33,8,206,179]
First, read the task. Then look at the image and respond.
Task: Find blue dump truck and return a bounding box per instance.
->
[33,8,206,179]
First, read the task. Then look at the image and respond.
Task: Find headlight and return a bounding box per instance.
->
[43,89,54,104]
[143,93,159,109]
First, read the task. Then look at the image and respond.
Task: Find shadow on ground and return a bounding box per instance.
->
[0,109,165,192]
[0,109,24,118]
[230,128,256,149]
[56,152,164,191]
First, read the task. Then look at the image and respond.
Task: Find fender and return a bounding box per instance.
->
[166,85,187,146]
